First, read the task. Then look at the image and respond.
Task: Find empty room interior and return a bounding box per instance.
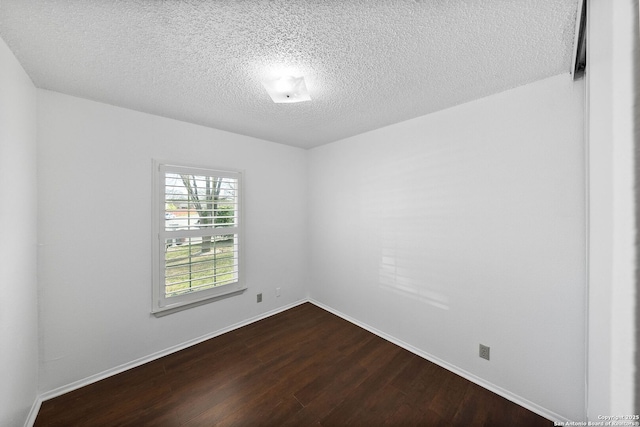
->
[0,0,637,425]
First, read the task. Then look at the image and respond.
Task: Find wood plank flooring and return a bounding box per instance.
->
[35,303,553,426]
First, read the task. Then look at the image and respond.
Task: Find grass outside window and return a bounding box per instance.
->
[164,237,237,297]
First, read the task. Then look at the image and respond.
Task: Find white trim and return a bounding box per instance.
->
[161,163,241,180]
[585,0,638,418]
[308,299,569,424]
[37,300,306,403]
[152,159,245,314]
[33,298,568,423]
[24,397,42,427]
[583,46,591,423]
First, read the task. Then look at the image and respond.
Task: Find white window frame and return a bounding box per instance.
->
[152,160,245,316]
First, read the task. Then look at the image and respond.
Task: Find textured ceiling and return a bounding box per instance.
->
[0,0,579,149]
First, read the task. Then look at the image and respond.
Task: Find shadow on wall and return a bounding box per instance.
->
[378,245,450,310]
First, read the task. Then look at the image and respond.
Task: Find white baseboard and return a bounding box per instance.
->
[308,298,569,424]
[37,299,307,404]
[32,297,569,425]
[24,396,41,427]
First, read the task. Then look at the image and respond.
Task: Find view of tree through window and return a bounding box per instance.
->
[163,171,239,299]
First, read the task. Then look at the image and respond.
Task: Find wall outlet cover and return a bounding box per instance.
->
[479,344,490,360]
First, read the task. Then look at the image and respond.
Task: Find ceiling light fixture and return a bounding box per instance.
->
[262,75,311,103]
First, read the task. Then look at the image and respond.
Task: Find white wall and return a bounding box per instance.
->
[587,0,637,417]
[0,38,39,426]
[36,90,308,394]
[309,74,586,420]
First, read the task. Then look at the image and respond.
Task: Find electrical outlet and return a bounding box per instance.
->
[257,293,262,303]
[479,344,490,361]
[276,287,281,297]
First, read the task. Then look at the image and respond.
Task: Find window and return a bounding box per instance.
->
[152,161,244,315]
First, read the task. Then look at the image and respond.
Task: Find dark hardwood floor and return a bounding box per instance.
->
[35,303,552,426]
